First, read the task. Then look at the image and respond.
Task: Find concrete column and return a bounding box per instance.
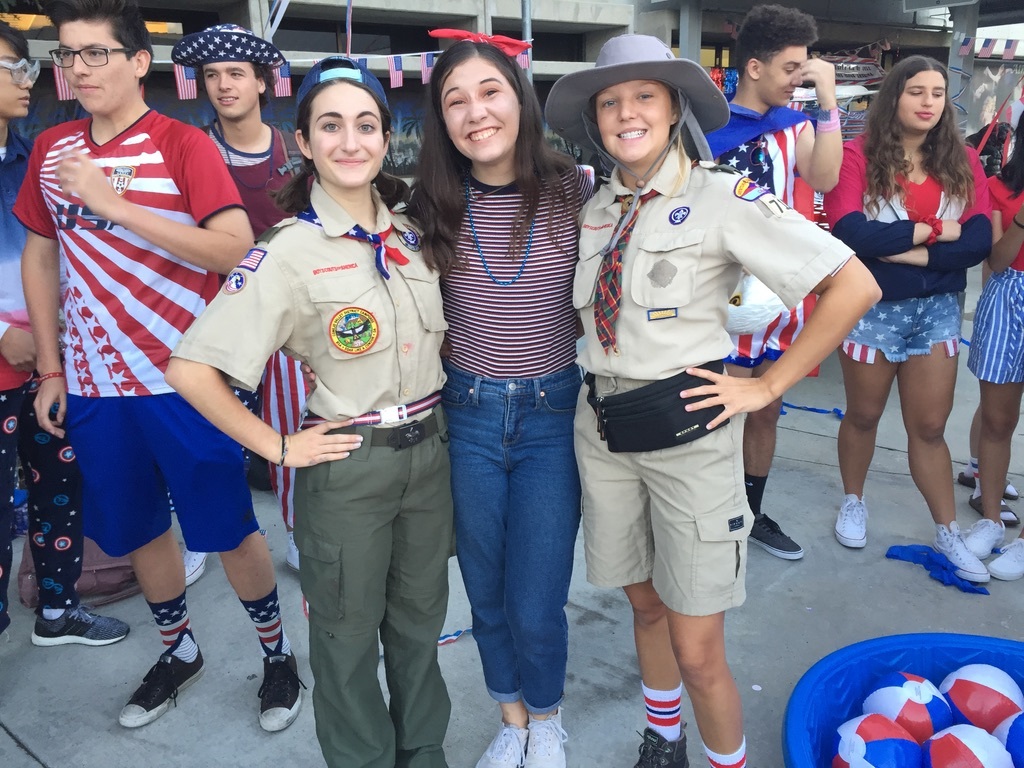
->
[677,0,701,59]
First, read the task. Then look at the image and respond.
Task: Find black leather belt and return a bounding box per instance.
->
[368,412,438,450]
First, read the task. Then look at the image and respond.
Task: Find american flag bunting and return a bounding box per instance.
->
[274,62,292,97]
[421,52,435,84]
[173,64,198,100]
[53,66,75,101]
[388,55,403,87]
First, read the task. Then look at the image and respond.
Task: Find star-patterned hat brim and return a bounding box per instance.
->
[171,24,285,68]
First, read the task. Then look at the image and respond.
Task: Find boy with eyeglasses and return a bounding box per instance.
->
[706,4,843,562]
[15,0,302,732]
[0,17,130,649]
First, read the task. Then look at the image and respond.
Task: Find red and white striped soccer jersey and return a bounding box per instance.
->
[14,111,244,398]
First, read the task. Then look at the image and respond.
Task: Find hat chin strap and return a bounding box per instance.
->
[582,91,712,189]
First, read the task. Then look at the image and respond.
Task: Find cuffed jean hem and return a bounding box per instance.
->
[485,686,563,715]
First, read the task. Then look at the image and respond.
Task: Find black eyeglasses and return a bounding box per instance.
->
[49,46,135,68]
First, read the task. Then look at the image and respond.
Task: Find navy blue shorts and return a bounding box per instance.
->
[65,393,258,557]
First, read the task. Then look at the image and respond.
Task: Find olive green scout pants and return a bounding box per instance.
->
[295,414,453,768]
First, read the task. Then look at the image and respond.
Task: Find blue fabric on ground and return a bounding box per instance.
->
[885,544,989,595]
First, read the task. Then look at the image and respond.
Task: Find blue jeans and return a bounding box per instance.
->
[442,361,582,714]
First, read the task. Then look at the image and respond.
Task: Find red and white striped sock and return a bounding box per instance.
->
[705,737,746,768]
[642,682,682,741]
[148,592,199,663]
[240,586,291,657]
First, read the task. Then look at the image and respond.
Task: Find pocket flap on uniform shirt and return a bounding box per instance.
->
[638,229,705,253]
[694,510,751,542]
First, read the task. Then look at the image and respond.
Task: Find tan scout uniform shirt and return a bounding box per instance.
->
[174,182,447,421]
[575,149,853,381]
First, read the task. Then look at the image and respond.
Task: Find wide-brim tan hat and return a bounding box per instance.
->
[545,34,729,152]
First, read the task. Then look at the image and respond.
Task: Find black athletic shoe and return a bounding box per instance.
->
[118,651,205,728]
[258,653,305,732]
[31,605,130,647]
[749,513,804,560]
[635,728,689,768]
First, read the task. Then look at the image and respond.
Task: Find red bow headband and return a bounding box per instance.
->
[429,29,532,57]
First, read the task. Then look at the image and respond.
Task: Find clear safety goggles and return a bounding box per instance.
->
[0,58,40,86]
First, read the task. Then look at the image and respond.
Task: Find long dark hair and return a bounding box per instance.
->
[999,117,1024,198]
[407,41,577,275]
[863,56,974,216]
[275,79,409,214]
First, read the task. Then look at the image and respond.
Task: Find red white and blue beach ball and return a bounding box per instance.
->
[863,672,954,744]
[923,724,1013,767]
[833,713,922,768]
[993,712,1024,768]
[940,664,1024,733]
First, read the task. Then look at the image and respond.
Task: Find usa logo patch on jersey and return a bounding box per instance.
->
[110,166,136,196]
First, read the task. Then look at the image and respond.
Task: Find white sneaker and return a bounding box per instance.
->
[476,722,529,768]
[183,549,207,587]
[286,531,300,572]
[964,519,1005,559]
[988,539,1024,581]
[525,710,568,768]
[933,522,990,583]
[835,495,867,548]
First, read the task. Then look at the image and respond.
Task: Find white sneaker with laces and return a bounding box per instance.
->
[476,722,529,768]
[835,495,867,548]
[988,539,1024,581]
[934,521,990,583]
[964,519,1005,559]
[286,531,300,572]
[183,549,207,587]
[525,710,568,768]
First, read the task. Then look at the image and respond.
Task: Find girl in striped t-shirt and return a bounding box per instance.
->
[409,38,593,768]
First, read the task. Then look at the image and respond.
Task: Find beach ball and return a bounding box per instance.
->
[923,724,1013,768]
[863,671,955,743]
[833,713,923,768]
[940,664,1024,732]
[993,712,1024,768]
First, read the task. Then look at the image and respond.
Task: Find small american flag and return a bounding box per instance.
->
[274,62,292,97]
[53,66,75,101]
[389,55,403,88]
[420,52,435,84]
[979,38,996,58]
[958,37,973,57]
[237,248,267,272]
[173,64,198,100]
[1002,40,1019,61]
[516,50,530,70]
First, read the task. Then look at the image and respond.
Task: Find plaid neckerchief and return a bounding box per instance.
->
[593,188,658,352]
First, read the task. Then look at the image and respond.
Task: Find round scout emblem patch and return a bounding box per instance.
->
[329,307,379,354]
[224,270,246,294]
[668,206,690,225]
[400,229,421,252]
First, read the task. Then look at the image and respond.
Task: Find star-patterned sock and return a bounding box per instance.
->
[240,586,291,658]
[148,592,199,663]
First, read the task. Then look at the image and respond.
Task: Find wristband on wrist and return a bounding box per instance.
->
[816,107,841,133]
[278,433,288,466]
[921,215,943,246]
[36,371,66,382]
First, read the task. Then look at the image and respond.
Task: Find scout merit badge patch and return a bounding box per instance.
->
[223,269,246,294]
[733,177,789,218]
[110,166,135,196]
[329,307,379,354]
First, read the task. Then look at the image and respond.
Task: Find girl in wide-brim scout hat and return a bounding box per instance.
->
[167,57,455,768]
[546,35,879,768]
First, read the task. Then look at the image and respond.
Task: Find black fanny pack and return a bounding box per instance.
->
[585,362,729,453]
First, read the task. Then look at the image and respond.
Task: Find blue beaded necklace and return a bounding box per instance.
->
[464,176,534,286]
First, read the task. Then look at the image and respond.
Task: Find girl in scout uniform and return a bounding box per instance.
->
[545,36,879,768]
[166,57,453,768]
[408,37,593,768]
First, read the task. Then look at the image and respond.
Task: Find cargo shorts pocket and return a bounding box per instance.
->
[691,511,750,595]
[297,536,345,625]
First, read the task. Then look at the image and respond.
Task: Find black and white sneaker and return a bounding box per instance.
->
[258,653,305,732]
[119,651,205,728]
[749,513,804,560]
[635,728,689,768]
[31,605,130,647]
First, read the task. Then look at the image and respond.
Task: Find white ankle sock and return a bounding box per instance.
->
[42,607,65,621]
[704,737,746,767]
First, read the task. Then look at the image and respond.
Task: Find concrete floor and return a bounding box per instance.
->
[2,268,1023,768]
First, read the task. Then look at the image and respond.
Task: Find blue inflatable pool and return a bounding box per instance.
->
[783,633,1024,766]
